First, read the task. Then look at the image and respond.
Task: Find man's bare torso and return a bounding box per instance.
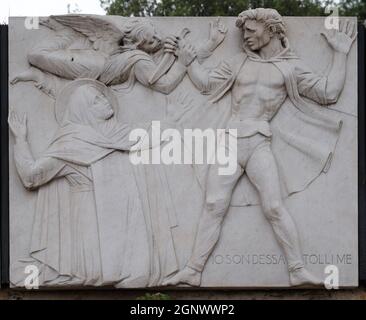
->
[231,60,287,125]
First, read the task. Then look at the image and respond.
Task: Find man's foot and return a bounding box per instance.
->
[290,268,323,287]
[162,266,202,287]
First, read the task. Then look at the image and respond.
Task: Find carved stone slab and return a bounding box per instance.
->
[9,13,358,289]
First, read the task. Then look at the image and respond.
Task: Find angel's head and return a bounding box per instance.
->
[121,19,163,53]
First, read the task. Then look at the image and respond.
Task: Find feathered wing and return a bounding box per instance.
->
[51,14,123,56]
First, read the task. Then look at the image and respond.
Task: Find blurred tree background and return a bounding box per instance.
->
[100,0,366,21]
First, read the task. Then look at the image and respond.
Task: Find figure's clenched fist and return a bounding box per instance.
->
[163,35,179,55]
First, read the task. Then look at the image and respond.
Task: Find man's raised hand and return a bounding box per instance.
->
[321,19,357,55]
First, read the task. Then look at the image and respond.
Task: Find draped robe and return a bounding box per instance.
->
[12,85,184,287]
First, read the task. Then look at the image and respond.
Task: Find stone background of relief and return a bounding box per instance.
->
[9,16,358,288]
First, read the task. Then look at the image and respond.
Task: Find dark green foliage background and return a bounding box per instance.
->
[100,0,365,20]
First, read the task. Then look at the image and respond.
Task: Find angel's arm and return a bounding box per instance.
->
[134,58,187,95]
[25,16,120,82]
[27,38,90,82]
[134,41,204,95]
[27,18,82,77]
[11,17,88,94]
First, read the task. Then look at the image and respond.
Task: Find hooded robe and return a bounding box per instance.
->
[12,84,182,287]
[23,43,203,287]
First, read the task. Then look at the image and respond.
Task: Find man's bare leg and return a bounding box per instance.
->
[163,162,243,286]
[245,143,322,286]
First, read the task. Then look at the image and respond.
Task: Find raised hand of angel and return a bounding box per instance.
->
[163,35,179,55]
[321,20,357,55]
[8,108,27,140]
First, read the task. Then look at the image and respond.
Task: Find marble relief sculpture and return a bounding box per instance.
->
[9,9,357,288]
[11,15,226,97]
[9,80,149,286]
[164,8,356,287]
[10,14,225,288]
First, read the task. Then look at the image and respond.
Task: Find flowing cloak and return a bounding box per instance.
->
[96,53,206,286]
[20,118,168,286]
[99,48,189,285]
[178,45,343,206]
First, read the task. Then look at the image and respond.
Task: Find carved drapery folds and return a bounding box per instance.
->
[9,11,358,288]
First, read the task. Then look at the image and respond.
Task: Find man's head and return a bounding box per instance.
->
[121,20,163,53]
[236,8,286,51]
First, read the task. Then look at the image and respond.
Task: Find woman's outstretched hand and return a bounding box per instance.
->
[8,107,27,140]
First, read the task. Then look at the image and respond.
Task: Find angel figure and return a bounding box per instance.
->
[11,15,227,97]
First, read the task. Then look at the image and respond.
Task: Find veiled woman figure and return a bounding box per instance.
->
[10,78,202,288]
[9,79,153,286]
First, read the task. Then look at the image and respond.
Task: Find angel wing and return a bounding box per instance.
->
[51,14,123,56]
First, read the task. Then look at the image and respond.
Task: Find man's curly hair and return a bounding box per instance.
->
[236,8,287,44]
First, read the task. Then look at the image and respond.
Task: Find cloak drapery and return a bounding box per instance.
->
[30,124,148,286]
[12,81,181,287]
[177,45,342,206]
[27,82,152,286]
